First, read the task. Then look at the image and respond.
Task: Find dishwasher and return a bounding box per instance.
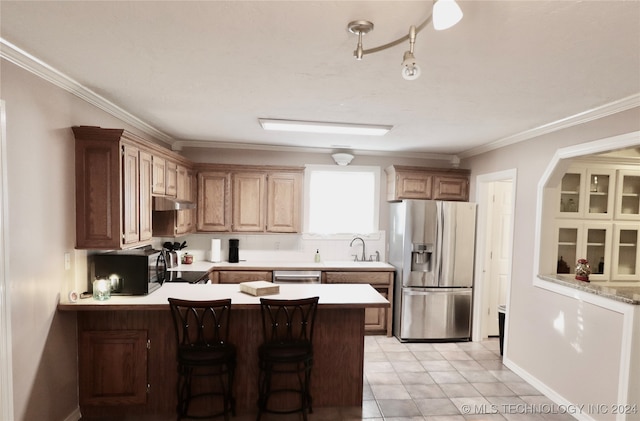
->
[272,270,322,284]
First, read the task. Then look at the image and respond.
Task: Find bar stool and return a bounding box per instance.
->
[168,298,236,420]
[257,296,319,421]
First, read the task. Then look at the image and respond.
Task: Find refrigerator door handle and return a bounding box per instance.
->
[435,201,443,282]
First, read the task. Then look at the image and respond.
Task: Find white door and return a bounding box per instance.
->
[484,181,512,336]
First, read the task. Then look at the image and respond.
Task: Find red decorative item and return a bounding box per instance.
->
[575,258,591,282]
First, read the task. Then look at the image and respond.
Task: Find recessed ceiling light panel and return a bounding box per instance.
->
[259,119,392,136]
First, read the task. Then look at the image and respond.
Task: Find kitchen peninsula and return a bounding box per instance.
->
[58,283,389,418]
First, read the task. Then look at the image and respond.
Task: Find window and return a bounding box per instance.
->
[304,165,380,235]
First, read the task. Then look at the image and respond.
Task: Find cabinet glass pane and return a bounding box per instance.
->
[557,228,577,274]
[586,229,606,274]
[620,175,640,216]
[617,229,638,275]
[560,173,580,213]
[587,174,610,215]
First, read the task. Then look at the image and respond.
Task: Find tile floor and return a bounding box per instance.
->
[234,335,572,421]
[83,335,572,421]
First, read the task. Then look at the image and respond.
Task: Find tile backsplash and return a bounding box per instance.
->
[168,232,387,264]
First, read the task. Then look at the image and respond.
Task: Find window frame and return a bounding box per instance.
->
[303,164,381,239]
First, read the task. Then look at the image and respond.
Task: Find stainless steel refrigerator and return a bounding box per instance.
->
[390,200,476,341]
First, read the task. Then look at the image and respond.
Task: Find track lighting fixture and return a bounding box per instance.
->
[347,0,463,80]
[401,26,420,81]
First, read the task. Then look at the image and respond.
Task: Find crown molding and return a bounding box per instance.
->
[459,93,640,159]
[4,37,635,161]
[173,139,458,162]
[0,38,174,145]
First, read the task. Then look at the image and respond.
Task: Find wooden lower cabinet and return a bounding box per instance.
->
[74,307,367,417]
[215,270,272,284]
[79,330,148,406]
[323,271,393,336]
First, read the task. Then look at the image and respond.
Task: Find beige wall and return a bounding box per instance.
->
[0,60,159,421]
[463,107,640,409]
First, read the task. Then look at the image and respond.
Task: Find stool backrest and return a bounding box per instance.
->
[259,296,319,344]
[168,298,232,348]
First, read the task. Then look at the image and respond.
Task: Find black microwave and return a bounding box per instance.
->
[91,248,165,295]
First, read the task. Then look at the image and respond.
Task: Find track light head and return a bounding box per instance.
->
[401,26,420,80]
[401,51,421,80]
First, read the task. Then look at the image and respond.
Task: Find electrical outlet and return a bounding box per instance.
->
[64,253,71,270]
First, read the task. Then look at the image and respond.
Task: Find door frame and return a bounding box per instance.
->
[0,99,14,421]
[472,169,517,345]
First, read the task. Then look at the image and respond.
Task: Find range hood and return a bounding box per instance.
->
[153,196,196,211]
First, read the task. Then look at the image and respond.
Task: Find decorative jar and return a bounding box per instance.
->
[93,278,111,300]
[575,258,591,282]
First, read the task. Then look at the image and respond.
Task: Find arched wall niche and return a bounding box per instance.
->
[535,131,640,282]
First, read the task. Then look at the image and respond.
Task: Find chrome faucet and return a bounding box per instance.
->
[350,237,366,261]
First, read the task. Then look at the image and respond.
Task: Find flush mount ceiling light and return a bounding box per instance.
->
[258,119,392,136]
[348,0,463,80]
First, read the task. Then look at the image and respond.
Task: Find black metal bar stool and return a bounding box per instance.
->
[168,298,236,420]
[256,296,319,421]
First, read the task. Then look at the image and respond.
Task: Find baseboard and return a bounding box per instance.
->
[502,356,597,421]
[62,407,81,421]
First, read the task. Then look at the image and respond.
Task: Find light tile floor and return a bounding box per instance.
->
[235,335,574,421]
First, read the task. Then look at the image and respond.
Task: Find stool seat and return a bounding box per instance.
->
[259,341,312,362]
[257,296,319,421]
[168,298,236,421]
[178,344,236,366]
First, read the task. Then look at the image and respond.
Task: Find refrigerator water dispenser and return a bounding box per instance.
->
[411,243,433,272]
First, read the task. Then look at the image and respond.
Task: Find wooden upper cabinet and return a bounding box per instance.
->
[122,144,141,245]
[151,155,166,195]
[152,155,179,197]
[392,169,433,200]
[197,171,231,232]
[153,164,196,238]
[176,165,189,201]
[196,165,304,233]
[138,150,153,242]
[165,160,178,198]
[386,165,470,202]
[73,126,153,249]
[267,172,302,233]
[433,175,469,201]
[232,172,266,232]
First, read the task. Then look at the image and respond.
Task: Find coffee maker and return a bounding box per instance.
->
[228,239,239,263]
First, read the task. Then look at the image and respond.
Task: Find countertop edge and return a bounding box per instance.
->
[537,274,640,305]
[57,283,390,311]
[57,302,390,311]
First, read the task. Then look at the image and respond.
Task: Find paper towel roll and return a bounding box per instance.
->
[210,239,221,262]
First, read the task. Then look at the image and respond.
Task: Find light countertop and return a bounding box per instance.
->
[538,274,640,305]
[58,282,390,311]
[168,260,394,272]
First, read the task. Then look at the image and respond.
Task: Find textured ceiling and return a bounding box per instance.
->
[1,1,639,158]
